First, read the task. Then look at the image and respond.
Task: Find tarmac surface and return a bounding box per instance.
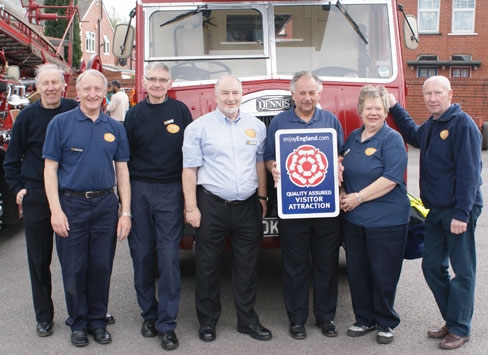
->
[1,145,488,355]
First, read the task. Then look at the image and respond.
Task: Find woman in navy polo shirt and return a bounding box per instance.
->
[339,86,410,345]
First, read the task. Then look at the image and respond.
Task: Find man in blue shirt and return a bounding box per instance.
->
[182,74,271,343]
[43,69,131,347]
[264,71,344,340]
[389,76,483,350]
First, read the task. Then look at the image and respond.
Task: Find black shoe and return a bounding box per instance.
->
[141,319,158,338]
[88,328,112,344]
[37,321,54,337]
[106,313,116,325]
[237,324,272,341]
[71,329,89,347]
[160,330,179,350]
[199,325,216,342]
[289,323,306,340]
[317,320,338,337]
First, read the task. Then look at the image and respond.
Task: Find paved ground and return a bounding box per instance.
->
[1,145,487,354]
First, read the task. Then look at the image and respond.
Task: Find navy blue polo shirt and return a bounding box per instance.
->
[342,123,410,227]
[264,107,344,162]
[43,107,130,191]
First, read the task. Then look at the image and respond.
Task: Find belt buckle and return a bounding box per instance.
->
[84,191,95,198]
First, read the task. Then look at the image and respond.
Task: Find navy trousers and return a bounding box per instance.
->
[56,193,118,331]
[278,217,341,324]
[342,220,408,329]
[422,205,481,337]
[22,188,54,323]
[128,180,183,332]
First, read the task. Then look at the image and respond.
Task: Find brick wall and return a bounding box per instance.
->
[399,1,487,127]
[405,78,488,126]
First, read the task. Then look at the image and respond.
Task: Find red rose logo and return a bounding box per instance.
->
[286,144,328,187]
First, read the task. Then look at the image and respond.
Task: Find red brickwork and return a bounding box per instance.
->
[399,1,488,126]
[80,2,121,69]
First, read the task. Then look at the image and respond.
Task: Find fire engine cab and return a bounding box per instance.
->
[113,0,418,248]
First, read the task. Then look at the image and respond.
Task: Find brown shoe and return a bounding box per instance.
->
[427,324,449,339]
[439,332,470,350]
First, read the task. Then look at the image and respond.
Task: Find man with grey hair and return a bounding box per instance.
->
[389,75,483,350]
[125,62,192,350]
[183,74,272,342]
[264,71,344,340]
[43,69,131,347]
[4,64,78,338]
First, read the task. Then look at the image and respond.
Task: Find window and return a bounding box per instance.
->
[418,67,437,78]
[452,0,475,33]
[451,67,470,78]
[418,0,440,33]
[85,31,95,53]
[103,35,110,55]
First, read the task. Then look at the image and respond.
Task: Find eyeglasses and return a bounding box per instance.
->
[144,76,171,84]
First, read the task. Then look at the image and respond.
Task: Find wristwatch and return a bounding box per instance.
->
[258,196,268,201]
[356,193,363,203]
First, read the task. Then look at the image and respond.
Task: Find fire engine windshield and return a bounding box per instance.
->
[147,2,395,82]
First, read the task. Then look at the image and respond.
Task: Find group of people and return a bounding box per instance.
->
[4,62,482,352]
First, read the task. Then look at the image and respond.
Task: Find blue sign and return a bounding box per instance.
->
[275,128,339,219]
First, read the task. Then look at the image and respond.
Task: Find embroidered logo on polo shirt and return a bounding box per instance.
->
[440,130,449,140]
[167,124,180,133]
[104,133,115,142]
[365,147,377,156]
[245,129,256,138]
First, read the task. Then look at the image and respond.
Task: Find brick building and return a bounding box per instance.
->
[399,1,487,126]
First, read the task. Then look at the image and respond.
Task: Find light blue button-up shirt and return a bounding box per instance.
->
[183,108,266,201]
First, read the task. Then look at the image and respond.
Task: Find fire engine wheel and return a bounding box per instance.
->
[171,61,231,81]
[482,121,488,151]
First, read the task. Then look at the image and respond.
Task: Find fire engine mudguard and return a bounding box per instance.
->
[0,149,21,229]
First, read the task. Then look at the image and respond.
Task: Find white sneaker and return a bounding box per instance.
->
[347,323,377,337]
[377,326,394,344]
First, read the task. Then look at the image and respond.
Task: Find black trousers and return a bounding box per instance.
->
[195,188,263,327]
[278,217,341,324]
[22,188,54,324]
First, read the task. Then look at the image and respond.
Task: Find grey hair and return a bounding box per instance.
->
[35,64,65,86]
[145,62,172,77]
[357,85,389,115]
[214,74,242,94]
[76,69,108,90]
[290,71,323,93]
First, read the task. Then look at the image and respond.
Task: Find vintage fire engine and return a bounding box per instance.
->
[113,0,419,248]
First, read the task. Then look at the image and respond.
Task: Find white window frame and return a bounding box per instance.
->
[418,0,440,34]
[418,67,437,78]
[451,67,471,78]
[452,0,475,34]
[85,31,95,53]
[103,35,110,55]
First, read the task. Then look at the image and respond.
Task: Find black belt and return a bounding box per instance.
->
[200,187,255,206]
[61,188,114,199]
